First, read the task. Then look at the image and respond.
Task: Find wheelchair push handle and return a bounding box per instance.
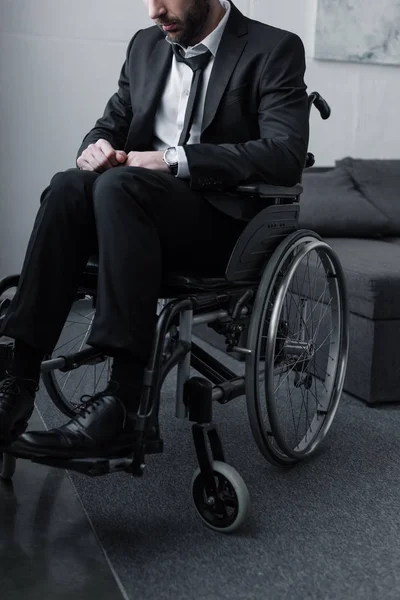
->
[236,90,330,187]
[309,91,331,120]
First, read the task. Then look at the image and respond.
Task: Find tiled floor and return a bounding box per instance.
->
[0,409,125,600]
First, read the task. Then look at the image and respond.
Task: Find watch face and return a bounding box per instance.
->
[166,147,178,165]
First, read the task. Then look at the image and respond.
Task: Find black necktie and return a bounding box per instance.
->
[171,45,212,145]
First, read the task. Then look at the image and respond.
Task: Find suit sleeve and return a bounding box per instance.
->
[76,33,140,162]
[184,32,310,190]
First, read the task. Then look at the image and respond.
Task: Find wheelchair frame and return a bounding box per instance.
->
[30,188,304,477]
[0,92,349,532]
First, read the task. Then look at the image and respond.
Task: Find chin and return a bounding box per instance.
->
[170,32,187,45]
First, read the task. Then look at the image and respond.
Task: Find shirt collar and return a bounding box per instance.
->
[165,0,231,58]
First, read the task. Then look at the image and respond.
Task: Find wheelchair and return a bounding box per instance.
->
[0,92,349,533]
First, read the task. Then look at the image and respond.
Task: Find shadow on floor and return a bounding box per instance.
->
[0,409,125,600]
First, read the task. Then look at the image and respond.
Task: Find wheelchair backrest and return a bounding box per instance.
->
[224,92,331,281]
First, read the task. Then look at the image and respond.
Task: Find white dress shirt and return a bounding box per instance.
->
[152,0,231,178]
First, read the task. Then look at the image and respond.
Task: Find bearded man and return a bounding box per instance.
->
[0,0,309,458]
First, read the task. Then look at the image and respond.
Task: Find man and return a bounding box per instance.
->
[0,0,309,458]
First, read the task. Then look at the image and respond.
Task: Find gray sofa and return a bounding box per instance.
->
[197,158,400,405]
[300,157,400,405]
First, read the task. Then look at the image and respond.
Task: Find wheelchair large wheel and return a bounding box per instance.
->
[0,278,109,418]
[41,295,112,417]
[0,275,19,340]
[41,295,173,417]
[246,230,349,464]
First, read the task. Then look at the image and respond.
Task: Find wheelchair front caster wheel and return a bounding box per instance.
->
[0,453,16,480]
[191,461,250,533]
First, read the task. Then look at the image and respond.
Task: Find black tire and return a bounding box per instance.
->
[0,276,21,481]
[191,461,250,533]
[0,274,20,337]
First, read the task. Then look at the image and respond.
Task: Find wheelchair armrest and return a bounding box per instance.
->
[235,183,303,198]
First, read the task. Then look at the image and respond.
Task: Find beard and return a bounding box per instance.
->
[157,0,212,46]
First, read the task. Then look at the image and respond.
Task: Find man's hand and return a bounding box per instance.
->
[77,139,127,172]
[125,151,169,173]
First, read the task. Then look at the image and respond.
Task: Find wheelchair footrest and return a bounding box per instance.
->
[31,455,134,477]
[9,437,164,477]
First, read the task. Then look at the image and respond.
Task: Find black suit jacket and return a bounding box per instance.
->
[77,1,309,220]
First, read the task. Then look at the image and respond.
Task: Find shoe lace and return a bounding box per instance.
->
[0,371,38,396]
[77,383,127,428]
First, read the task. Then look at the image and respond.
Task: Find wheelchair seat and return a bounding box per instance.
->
[83,254,230,294]
[81,184,303,297]
[162,273,230,293]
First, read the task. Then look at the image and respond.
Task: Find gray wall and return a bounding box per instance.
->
[1,0,399,277]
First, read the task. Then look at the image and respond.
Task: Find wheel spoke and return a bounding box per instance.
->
[41,296,111,416]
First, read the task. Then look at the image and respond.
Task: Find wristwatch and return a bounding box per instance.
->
[163,147,178,175]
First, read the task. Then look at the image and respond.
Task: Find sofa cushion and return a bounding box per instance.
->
[336,157,400,234]
[325,238,400,319]
[299,167,390,237]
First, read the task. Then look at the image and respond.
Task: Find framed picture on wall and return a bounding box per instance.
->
[314,0,400,66]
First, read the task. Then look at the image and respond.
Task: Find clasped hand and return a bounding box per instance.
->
[77,139,169,173]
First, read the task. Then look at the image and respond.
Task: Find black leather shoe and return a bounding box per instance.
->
[0,375,37,448]
[10,384,137,459]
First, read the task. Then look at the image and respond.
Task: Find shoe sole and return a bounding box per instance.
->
[7,432,160,460]
[7,443,134,461]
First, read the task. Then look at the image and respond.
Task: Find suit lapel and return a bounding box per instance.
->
[125,2,248,150]
[142,39,173,118]
[125,39,172,150]
[201,4,248,135]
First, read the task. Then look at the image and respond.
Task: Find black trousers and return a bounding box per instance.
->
[0,166,245,365]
